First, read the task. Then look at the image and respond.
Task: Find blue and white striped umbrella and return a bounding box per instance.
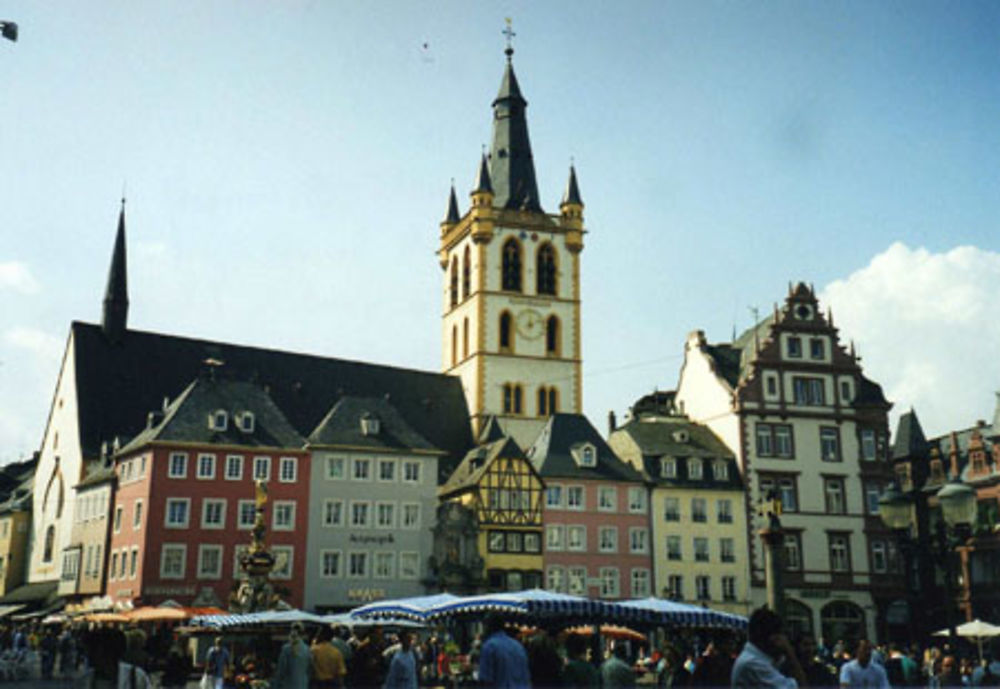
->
[424,589,635,623]
[348,593,461,621]
[188,609,325,629]
[618,597,748,630]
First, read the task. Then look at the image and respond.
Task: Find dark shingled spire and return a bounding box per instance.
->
[443,183,460,224]
[561,164,583,206]
[473,152,493,195]
[488,50,542,212]
[892,409,929,460]
[102,200,129,344]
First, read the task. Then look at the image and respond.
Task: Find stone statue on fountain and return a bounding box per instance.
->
[230,479,280,612]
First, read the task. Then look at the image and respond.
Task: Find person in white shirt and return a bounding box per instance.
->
[731,607,806,689]
[839,640,889,689]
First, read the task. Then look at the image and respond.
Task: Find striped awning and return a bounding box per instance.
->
[424,589,638,624]
[617,597,748,630]
[348,593,460,621]
[188,609,326,629]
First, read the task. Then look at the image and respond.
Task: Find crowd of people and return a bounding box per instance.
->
[0,609,997,688]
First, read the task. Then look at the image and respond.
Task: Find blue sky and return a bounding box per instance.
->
[1,1,999,462]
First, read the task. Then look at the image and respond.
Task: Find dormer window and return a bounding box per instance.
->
[661,458,677,479]
[237,412,255,434]
[360,413,381,436]
[671,430,689,444]
[688,458,703,480]
[713,460,729,481]
[209,410,228,431]
[572,443,597,468]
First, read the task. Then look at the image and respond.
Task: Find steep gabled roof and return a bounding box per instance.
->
[439,436,526,498]
[308,396,440,454]
[71,322,473,471]
[892,410,929,460]
[525,413,644,482]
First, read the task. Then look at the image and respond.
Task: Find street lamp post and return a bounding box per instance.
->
[759,489,785,619]
[880,477,977,640]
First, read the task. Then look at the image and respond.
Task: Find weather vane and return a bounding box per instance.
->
[503,17,516,59]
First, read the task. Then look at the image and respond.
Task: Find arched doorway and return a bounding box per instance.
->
[821,600,866,648]
[785,598,814,641]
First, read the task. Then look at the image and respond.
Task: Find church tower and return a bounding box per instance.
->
[439,37,585,450]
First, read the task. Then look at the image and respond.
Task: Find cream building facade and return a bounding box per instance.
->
[674,283,899,643]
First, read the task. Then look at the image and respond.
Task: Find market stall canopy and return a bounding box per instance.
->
[349,593,461,621]
[618,597,748,630]
[933,619,1000,661]
[566,624,647,642]
[423,589,637,625]
[126,605,226,622]
[188,609,325,629]
[323,612,425,629]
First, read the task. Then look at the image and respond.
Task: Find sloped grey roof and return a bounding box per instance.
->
[307,396,439,453]
[440,436,528,498]
[119,376,305,453]
[525,413,644,483]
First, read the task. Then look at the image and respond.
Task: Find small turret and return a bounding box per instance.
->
[470,153,494,208]
[560,163,584,216]
[440,182,461,236]
[101,199,129,344]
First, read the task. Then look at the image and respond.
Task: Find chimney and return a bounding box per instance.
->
[608,411,617,436]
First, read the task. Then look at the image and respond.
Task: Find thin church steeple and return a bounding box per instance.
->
[102,199,129,344]
[488,23,542,213]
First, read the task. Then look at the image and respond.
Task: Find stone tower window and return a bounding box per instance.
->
[502,239,522,292]
[536,243,557,295]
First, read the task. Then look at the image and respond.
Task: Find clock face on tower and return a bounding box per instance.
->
[516,309,544,339]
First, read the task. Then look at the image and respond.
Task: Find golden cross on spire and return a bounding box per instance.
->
[503,17,516,59]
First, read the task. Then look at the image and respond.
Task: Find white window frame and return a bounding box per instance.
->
[237,500,256,530]
[720,537,735,562]
[353,458,371,481]
[159,543,186,580]
[399,551,420,580]
[629,527,649,554]
[253,456,271,481]
[661,457,677,478]
[350,501,371,528]
[546,525,565,552]
[599,567,620,598]
[692,497,707,522]
[597,486,617,513]
[375,501,396,529]
[722,576,737,601]
[667,535,682,561]
[323,499,344,527]
[377,459,396,482]
[373,552,395,579]
[327,456,346,480]
[631,568,651,598]
[598,526,618,553]
[545,485,563,509]
[197,544,223,580]
[401,502,421,529]
[168,452,188,479]
[628,486,647,513]
[713,460,729,482]
[129,547,139,579]
[196,453,216,480]
[164,498,190,529]
[348,551,368,579]
[694,536,710,562]
[133,500,143,530]
[320,550,342,578]
[567,525,586,551]
[688,458,703,480]
[872,540,888,574]
[696,575,711,601]
[717,499,733,523]
[232,545,249,577]
[664,497,680,521]
[279,456,298,483]
[566,485,585,511]
[201,498,227,530]
[113,505,123,534]
[546,565,566,593]
[402,461,421,483]
[272,501,296,531]
[225,454,244,481]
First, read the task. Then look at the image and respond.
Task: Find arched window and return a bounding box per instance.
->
[462,318,469,359]
[537,388,548,416]
[502,239,522,292]
[503,384,523,415]
[499,312,514,352]
[821,601,865,648]
[536,243,557,295]
[449,257,459,308]
[451,326,458,367]
[43,525,55,563]
[538,387,559,417]
[462,246,471,299]
[546,316,560,356]
[548,387,558,414]
[785,598,814,641]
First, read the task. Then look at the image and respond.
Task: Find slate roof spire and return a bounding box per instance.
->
[488,39,542,213]
[442,181,461,226]
[561,163,583,207]
[473,153,493,196]
[892,408,929,460]
[101,199,129,344]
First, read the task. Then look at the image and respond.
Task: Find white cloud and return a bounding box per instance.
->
[821,242,1000,438]
[0,327,63,463]
[4,327,63,363]
[0,261,39,294]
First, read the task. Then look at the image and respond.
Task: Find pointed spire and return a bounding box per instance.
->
[102,199,129,344]
[561,163,583,207]
[892,409,929,460]
[488,39,542,213]
[443,181,460,225]
[473,152,493,195]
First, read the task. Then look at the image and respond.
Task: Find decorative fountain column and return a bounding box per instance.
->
[231,480,279,612]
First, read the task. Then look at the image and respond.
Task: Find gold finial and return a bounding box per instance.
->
[503,18,515,60]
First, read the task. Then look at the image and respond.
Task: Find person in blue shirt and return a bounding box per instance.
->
[384,632,418,689]
[477,614,531,689]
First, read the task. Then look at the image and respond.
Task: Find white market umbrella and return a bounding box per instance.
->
[933,619,1000,660]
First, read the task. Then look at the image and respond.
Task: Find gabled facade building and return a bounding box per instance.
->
[608,393,750,616]
[675,282,900,643]
[0,458,36,599]
[304,396,444,610]
[528,413,652,599]
[106,377,309,609]
[58,460,115,604]
[438,428,545,591]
